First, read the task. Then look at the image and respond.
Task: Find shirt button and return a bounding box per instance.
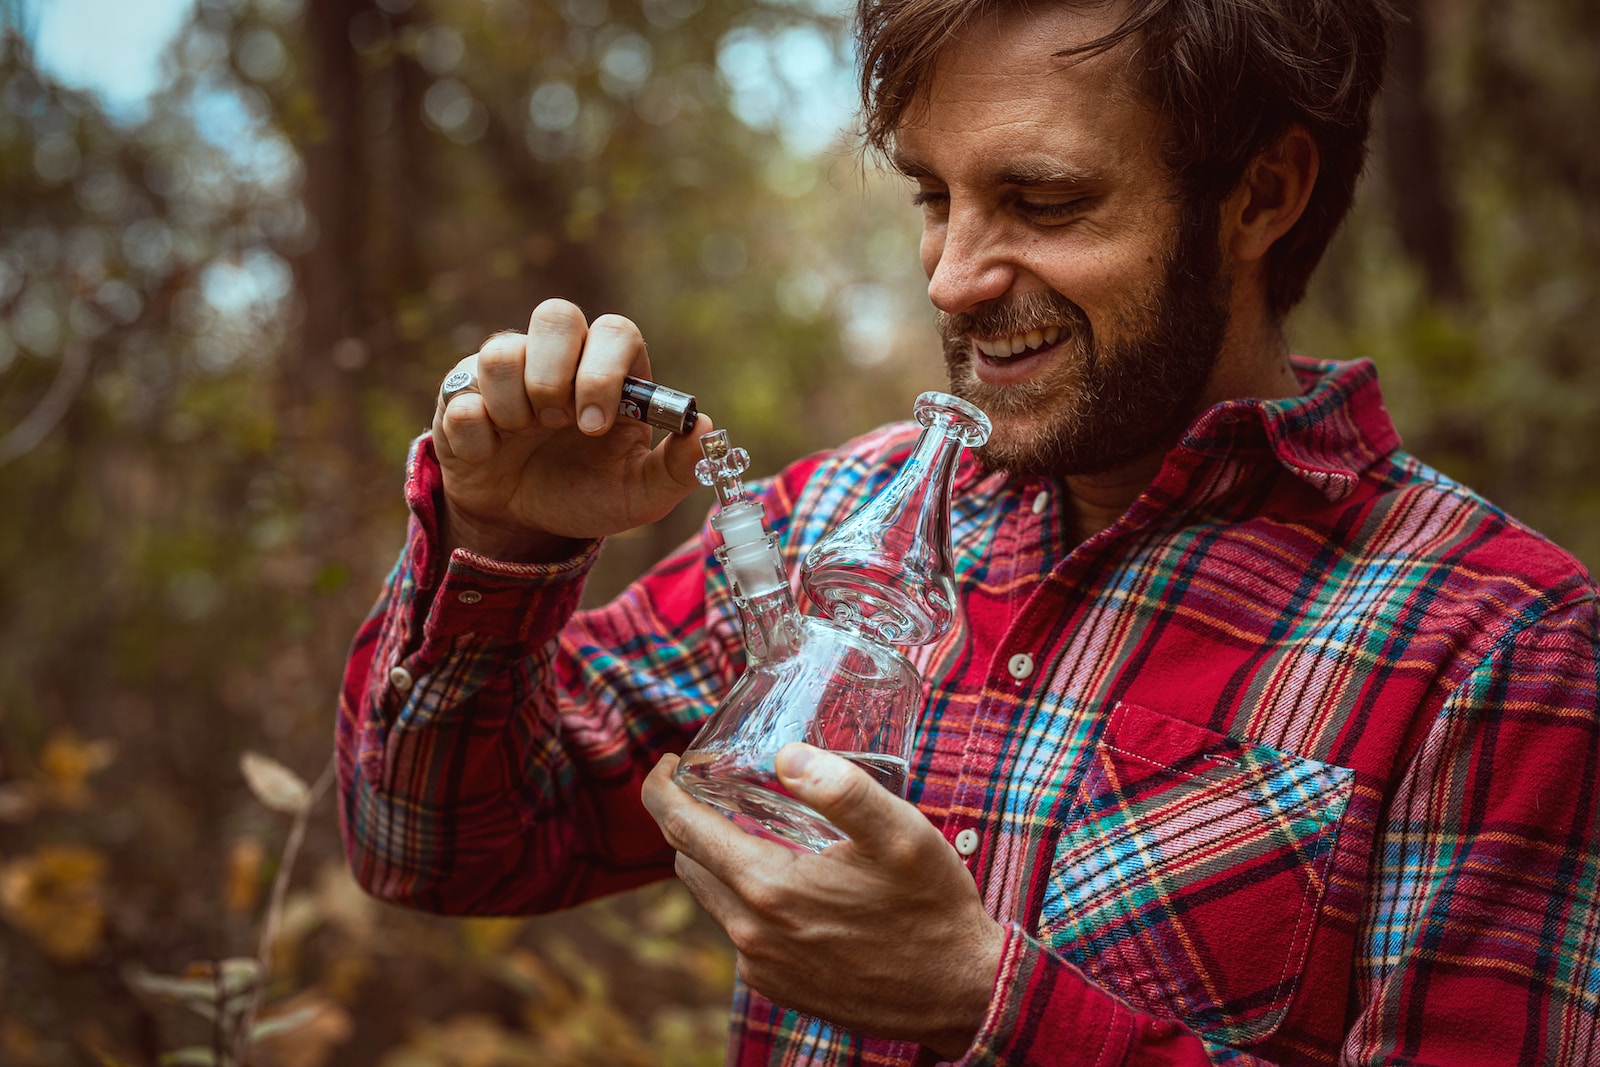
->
[1031,490,1049,515]
[457,589,483,604]
[954,828,979,857]
[388,666,414,692]
[1007,652,1035,680]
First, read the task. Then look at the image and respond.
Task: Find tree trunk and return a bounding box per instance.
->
[1382,0,1467,305]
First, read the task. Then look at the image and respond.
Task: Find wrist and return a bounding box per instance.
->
[442,501,588,564]
[923,918,1006,1060]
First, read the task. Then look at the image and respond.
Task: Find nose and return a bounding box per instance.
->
[924,208,1016,315]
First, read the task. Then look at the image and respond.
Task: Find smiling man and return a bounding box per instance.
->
[337,0,1600,1063]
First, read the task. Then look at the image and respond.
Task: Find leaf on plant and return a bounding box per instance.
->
[159,1048,219,1066]
[250,992,354,1067]
[192,957,265,998]
[240,752,309,814]
[250,1003,323,1041]
[125,958,260,1011]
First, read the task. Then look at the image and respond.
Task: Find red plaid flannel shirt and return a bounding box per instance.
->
[338,358,1600,1064]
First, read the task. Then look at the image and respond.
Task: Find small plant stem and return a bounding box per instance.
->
[231,753,336,1066]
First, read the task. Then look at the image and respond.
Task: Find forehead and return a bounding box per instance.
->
[892,4,1164,182]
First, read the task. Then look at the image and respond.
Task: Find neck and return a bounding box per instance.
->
[1063,307,1298,541]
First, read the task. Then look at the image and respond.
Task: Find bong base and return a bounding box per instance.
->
[674,757,846,854]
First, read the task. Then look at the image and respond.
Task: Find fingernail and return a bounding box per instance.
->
[776,743,814,780]
[578,405,605,433]
[538,408,570,428]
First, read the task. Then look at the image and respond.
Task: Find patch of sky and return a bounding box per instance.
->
[23,0,195,121]
[717,21,857,156]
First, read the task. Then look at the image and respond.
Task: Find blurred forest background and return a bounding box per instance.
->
[0,0,1595,1062]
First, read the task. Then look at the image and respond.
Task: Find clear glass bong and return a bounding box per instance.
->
[673,391,991,852]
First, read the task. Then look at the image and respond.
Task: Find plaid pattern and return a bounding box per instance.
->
[338,358,1600,1065]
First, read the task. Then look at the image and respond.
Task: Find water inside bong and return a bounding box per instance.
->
[675,749,910,853]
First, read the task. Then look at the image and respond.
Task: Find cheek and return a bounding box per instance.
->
[1035,243,1155,314]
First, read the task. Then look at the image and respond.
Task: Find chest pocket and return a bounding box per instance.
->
[1039,702,1353,1047]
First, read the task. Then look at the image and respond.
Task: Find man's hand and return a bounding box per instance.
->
[642,744,1005,1059]
[432,299,712,561]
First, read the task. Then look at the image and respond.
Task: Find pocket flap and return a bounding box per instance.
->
[1041,701,1354,1046]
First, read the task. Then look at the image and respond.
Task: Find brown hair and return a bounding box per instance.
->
[856,0,1396,318]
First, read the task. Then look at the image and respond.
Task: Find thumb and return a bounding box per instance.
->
[660,413,716,485]
[637,414,716,522]
[775,743,903,854]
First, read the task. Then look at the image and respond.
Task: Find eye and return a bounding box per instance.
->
[1014,197,1089,223]
[910,189,949,215]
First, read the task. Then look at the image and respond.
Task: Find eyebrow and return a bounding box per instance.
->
[890,151,1100,188]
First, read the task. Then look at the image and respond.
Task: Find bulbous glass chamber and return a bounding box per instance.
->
[673,392,991,852]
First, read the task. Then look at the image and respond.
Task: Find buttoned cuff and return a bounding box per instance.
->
[400,432,602,646]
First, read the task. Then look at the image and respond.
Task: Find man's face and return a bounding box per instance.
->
[893,6,1232,478]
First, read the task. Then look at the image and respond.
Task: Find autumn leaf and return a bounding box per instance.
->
[39,732,117,808]
[240,752,310,814]
[0,845,107,963]
[225,835,266,916]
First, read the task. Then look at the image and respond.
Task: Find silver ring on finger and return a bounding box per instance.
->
[440,368,479,407]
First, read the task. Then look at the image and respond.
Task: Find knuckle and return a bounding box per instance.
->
[440,394,484,428]
[476,338,524,377]
[726,920,762,959]
[733,953,757,987]
[740,876,781,920]
[818,770,866,812]
[529,298,586,335]
[587,313,642,344]
[881,836,921,870]
[659,808,696,853]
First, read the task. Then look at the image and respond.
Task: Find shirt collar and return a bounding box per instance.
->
[1183,356,1401,502]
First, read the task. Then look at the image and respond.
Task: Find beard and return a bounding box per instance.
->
[939,209,1231,478]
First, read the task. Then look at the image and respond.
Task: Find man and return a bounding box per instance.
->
[337,0,1600,1062]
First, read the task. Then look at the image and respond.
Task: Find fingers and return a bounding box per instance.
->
[433,354,497,463]
[775,744,919,861]
[524,301,650,436]
[524,300,586,429]
[643,755,795,886]
[476,330,537,433]
[575,313,650,434]
[635,412,718,518]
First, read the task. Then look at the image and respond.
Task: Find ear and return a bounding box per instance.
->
[1224,124,1319,263]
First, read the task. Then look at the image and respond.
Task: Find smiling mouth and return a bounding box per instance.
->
[973,325,1063,361]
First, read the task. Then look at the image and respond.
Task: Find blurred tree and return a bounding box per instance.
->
[0,0,920,1061]
[1292,0,1600,567]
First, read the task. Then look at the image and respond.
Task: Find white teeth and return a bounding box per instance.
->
[974,326,1062,359]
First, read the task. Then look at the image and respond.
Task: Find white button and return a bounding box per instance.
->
[1031,490,1049,515]
[388,666,414,692]
[954,828,979,856]
[1007,653,1035,680]
[457,590,482,604]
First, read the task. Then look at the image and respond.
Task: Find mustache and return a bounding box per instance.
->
[936,290,1090,341]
